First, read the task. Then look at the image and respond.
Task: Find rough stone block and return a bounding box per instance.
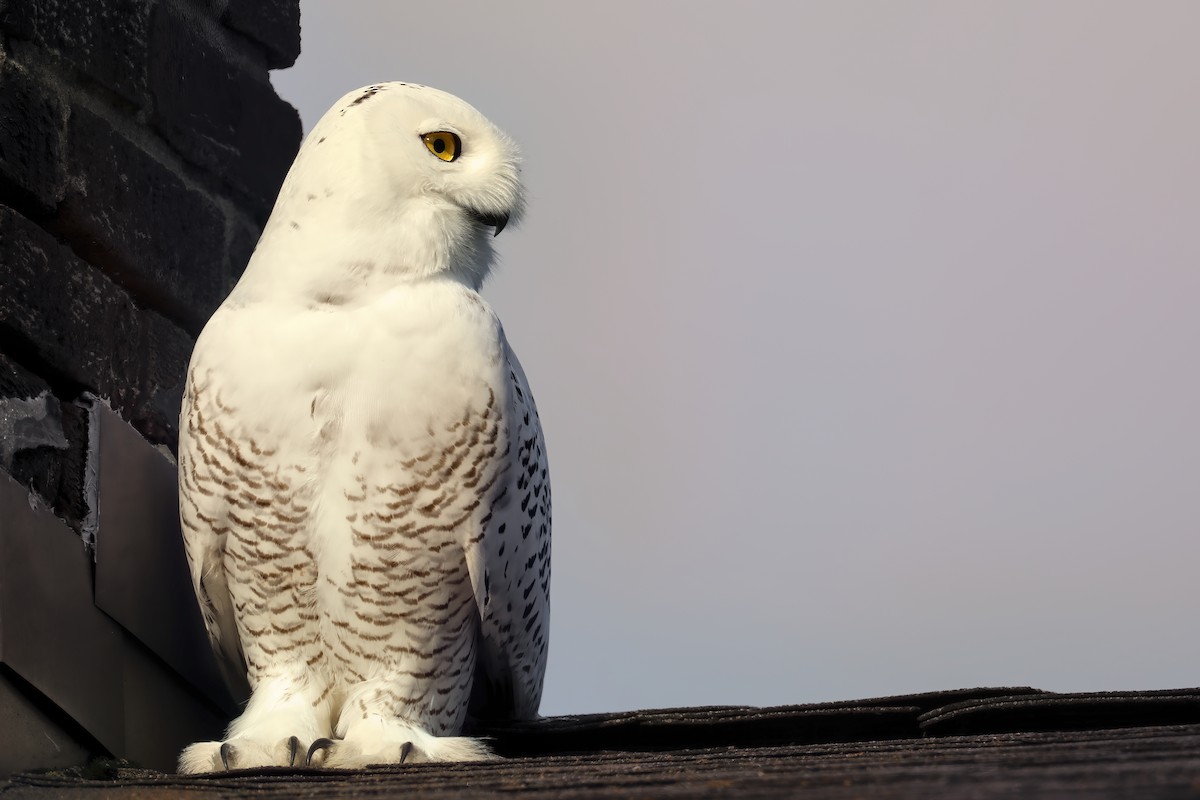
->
[0,0,153,107]
[223,0,300,69]
[149,1,301,218]
[59,104,229,332]
[0,53,67,212]
[0,205,193,447]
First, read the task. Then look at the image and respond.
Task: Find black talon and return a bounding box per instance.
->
[287,736,301,767]
[398,742,414,764]
[219,742,233,771]
[306,737,335,767]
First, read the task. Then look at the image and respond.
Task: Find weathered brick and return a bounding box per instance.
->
[0,52,67,212]
[0,348,64,479]
[0,0,153,107]
[223,0,300,69]
[0,205,193,447]
[226,210,262,292]
[0,350,90,531]
[137,311,190,453]
[149,1,301,218]
[0,349,50,401]
[58,103,229,333]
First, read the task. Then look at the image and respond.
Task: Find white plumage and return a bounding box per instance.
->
[177,83,550,772]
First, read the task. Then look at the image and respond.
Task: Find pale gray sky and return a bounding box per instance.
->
[272,1,1200,715]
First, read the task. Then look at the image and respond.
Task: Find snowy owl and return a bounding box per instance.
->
[177,83,550,772]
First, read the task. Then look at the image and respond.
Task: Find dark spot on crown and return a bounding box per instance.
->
[289,221,300,230]
[342,85,386,115]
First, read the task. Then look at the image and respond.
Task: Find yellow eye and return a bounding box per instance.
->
[422,131,461,162]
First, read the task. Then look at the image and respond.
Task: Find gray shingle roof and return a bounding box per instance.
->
[5,687,1200,799]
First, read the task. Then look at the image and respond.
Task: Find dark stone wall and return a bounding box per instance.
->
[0,0,301,533]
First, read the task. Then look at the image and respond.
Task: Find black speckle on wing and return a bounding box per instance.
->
[472,345,552,721]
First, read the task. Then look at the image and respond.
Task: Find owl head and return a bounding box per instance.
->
[259,83,526,290]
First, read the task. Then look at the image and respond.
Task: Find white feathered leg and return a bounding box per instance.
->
[178,672,334,773]
[317,676,496,768]
[323,715,495,768]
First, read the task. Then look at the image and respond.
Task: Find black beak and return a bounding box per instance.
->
[469,209,510,237]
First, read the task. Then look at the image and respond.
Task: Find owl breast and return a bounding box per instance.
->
[188,278,510,733]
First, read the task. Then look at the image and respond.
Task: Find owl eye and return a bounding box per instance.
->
[422,131,461,162]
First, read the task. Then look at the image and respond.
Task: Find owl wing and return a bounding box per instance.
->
[177,357,250,700]
[465,335,551,721]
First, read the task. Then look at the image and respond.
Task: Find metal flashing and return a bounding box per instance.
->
[92,403,242,714]
[0,471,124,756]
